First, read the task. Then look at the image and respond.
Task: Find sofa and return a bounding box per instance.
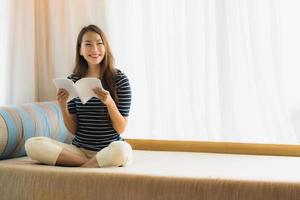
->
[1,101,300,200]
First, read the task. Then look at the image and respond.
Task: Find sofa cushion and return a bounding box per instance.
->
[0,101,72,159]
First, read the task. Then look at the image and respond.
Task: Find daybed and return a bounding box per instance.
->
[1,101,300,200]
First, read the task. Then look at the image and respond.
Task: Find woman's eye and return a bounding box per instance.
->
[98,43,103,45]
[85,44,91,46]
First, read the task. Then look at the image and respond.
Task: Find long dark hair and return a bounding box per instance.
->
[73,24,118,104]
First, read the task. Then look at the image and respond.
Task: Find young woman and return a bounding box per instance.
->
[25,25,132,168]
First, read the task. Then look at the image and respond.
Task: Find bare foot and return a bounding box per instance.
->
[80,157,99,168]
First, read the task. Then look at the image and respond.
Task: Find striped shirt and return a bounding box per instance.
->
[67,69,131,151]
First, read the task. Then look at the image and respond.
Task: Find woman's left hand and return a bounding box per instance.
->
[93,87,114,106]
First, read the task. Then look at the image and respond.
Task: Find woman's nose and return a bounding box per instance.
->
[91,44,98,51]
[90,43,101,52]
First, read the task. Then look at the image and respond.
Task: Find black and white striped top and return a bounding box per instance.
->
[67,69,131,151]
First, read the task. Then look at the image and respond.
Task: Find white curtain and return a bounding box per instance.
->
[0,0,35,105]
[105,0,298,143]
[0,0,300,144]
[278,0,300,140]
[0,0,9,105]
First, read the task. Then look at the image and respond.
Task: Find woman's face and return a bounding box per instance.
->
[80,31,106,66]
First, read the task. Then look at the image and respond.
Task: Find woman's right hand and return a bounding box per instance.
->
[57,88,69,108]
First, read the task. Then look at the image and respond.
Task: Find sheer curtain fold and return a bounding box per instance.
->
[0,0,9,105]
[0,0,298,144]
[6,0,36,104]
[35,0,56,101]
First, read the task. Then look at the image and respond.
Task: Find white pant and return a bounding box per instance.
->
[24,136,133,167]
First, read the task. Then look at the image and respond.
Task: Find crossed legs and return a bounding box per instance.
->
[25,137,133,168]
